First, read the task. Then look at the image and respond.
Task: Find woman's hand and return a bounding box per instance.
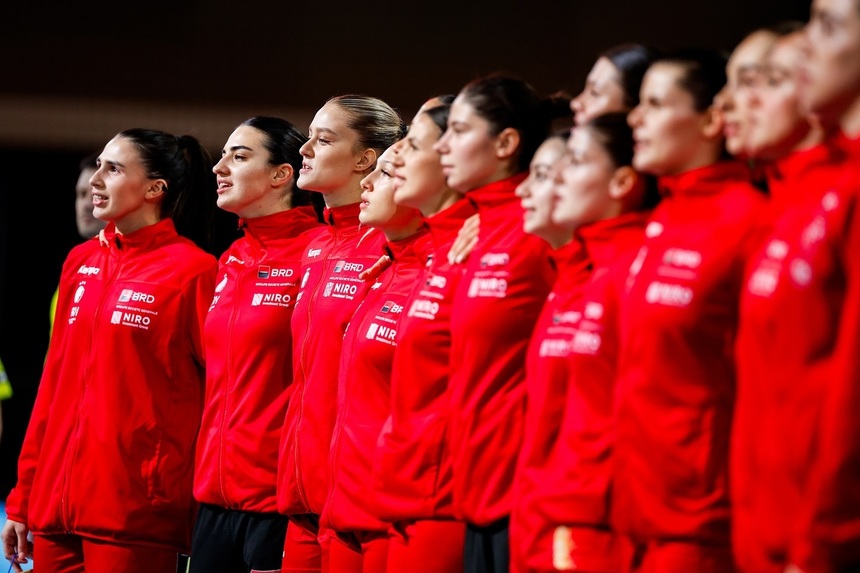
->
[447,213,480,264]
[1,519,31,572]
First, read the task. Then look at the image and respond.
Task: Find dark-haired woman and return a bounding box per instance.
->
[614,50,767,572]
[372,98,473,572]
[189,117,324,573]
[570,43,658,126]
[512,113,656,573]
[433,75,569,573]
[2,129,219,573]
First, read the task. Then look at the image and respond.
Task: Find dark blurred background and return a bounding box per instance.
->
[0,0,811,497]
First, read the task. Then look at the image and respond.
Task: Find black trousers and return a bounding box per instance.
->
[190,503,290,573]
[463,518,510,573]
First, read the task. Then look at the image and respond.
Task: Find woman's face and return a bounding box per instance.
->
[90,135,158,232]
[515,137,567,237]
[799,0,860,125]
[434,95,502,193]
[553,127,618,228]
[393,112,447,214]
[570,57,627,126]
[747,33,813,160]
[213,125,282,218]
[298,102,363,193]
[75,166,104,239]
[722,30,778,158]
[359,146,417,232]
[628,62,708,176]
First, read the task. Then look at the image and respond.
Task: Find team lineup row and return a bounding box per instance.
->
[1,0,858,571]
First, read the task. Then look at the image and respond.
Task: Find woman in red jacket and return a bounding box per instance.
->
[2,129,220,573]
[571,43,658,127]
[190,116,324,573]
[277,95,404,572]
[372,98,474,572]
[512,113,657,573]
[729,30,836,573]
[320,142,427,572]
[731,0,860,568]
[615,49,767,573]
[433,75,569,573]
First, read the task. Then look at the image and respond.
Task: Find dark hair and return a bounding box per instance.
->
[79,150,99,172]
[118,128,220,255]
[423,103,453,135]
[239,116,322,216]
[765,20,806,36]
[459,74,571,171]
[601,43,661,108]
[654,48,728,112]
[583,112,660,209]
[326,94,406,160]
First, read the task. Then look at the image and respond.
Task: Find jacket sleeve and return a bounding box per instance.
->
[183,261,217,369]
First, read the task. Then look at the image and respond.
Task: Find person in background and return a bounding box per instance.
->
[729,27,840,573]
[615,49,766,573]
[190,116,324,573]
[1,128,219,573]
[49,152,107,337]
[508,131,590,572]
[570,43,659,126]
[433,75,569,573]
[277,94,404,572]
[0,356,12,444]
[512,113,658,573]
[731,0,860,568]
[372,97,473,572]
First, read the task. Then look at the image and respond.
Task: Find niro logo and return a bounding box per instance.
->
[111,311,151,328]
[366,323,397,341]
[408,299,439,319]
[252,293,292,306]
[467,277,508,298]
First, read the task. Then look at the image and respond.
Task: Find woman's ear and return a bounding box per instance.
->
[494,127,521,160]
[701,104,725,141]
[609,166,637,201]
[146,179,168,199]
[272,163,294,187]
[355,148,378,173]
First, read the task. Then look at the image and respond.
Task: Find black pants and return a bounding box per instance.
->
[463,518,509,573]
[190,503,290,573]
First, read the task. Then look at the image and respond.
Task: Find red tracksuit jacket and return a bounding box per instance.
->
[735,136,860,573]
[277,203,385,524]
[372,198,477,522]
[732,143,845,573]
[6,219,216,552]
[321,229,431,533]
[512,213,648,573]
[448,173,557,526]
[612,162,766,546]
[193,207,322,513]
